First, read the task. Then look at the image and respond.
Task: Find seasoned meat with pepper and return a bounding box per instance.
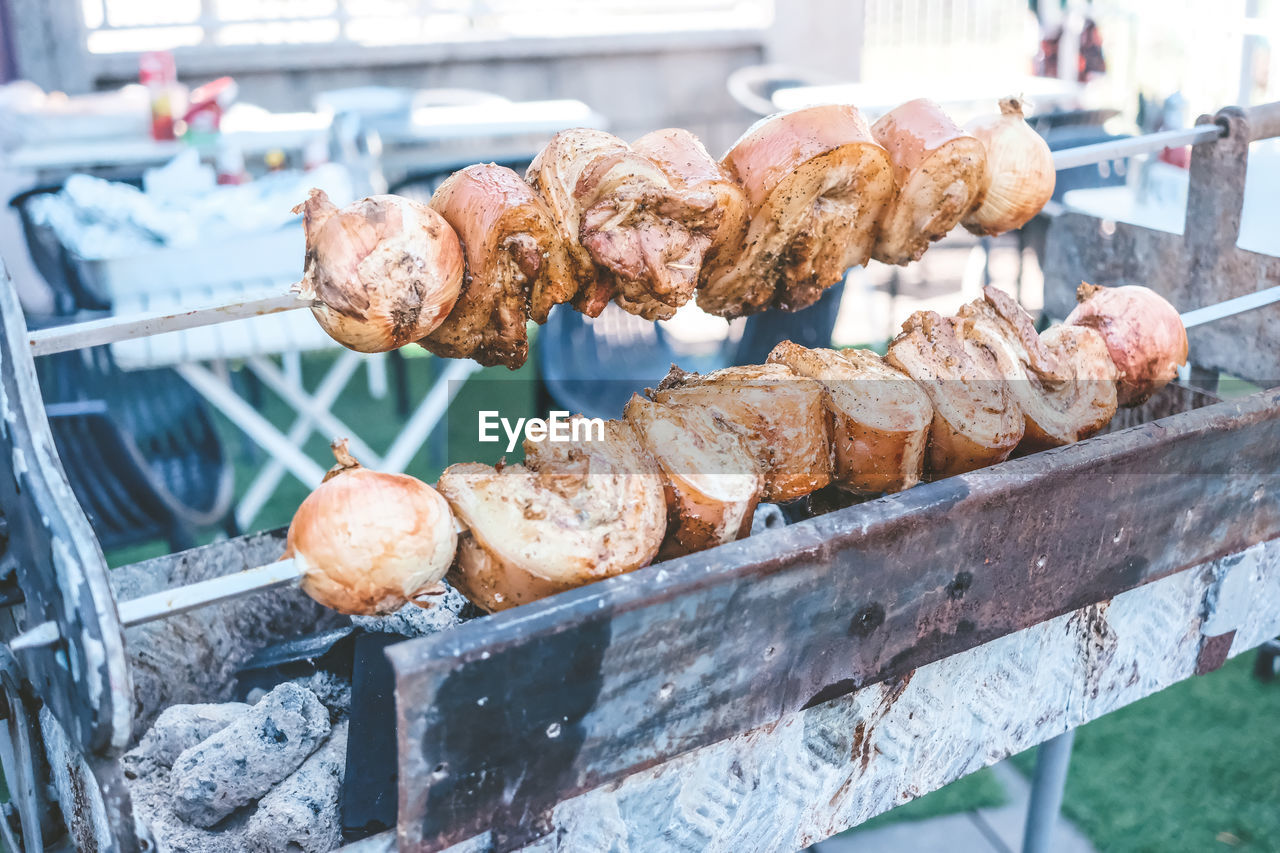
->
[527,128,721,320]
[698,104,895,318]
[423,164,574,367]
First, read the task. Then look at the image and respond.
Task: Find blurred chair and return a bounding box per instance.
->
[726,64,836,116]
[10,186,113,314]
[536,278,847,420]
[37,348,234,552]
[9,181,237,552]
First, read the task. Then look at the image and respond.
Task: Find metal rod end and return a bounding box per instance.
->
[8,621,61,652]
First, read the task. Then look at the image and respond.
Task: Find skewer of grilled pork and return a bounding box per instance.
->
[301,101,1001,368]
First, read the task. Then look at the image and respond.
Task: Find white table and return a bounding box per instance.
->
[0,110,334,314]
[1061,144,1280,257]
[363,97,608,187]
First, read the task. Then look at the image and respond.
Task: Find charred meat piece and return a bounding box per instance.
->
[886,311,1024,478]
[624,393,763,558]
[527,128,720,320]
[652,363,832,502]
[632,128,749,276]
[437,418,666,612]
[958,286,1118,451]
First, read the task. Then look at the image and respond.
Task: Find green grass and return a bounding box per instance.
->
[1010,653,1280,853]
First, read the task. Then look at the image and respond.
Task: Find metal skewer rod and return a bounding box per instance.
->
[18,124,1244,358]
[1179,285,1280,329]
[27,292,312,357]
[8,559,305,651]
[1051,123,1224,170]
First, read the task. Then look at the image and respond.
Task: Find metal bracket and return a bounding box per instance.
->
[0,262,135,799]
[1044,104,1280,385]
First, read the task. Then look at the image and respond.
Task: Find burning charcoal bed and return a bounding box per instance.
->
[103,534,473,851]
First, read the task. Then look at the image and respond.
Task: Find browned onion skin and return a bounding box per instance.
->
[1065,282,1188,407]
[699,105,895,318]
[423,164,574,368]
[961,97,1056,236]
[438,418,666,612]
[295,189,464,353]
[286,442,457,615]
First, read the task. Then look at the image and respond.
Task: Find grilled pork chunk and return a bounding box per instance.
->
[631,128,749,276]
[698,105,895,318]
[886,311,1024,478]
[958,286,1117,450]
[871,99,988,265]
[624,393,763,558]
[526,128,721,320]
[423,164,575,367]
[652,363,832,502]
[437,418,666,612]
[767,341,933,495]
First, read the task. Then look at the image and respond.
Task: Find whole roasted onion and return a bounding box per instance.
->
[1065,282,1188,406]
[294,189,464,353]
[962,97,1055,236]
[285,440,458,614]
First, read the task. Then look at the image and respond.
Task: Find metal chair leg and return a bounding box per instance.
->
[1023,728,1076,853]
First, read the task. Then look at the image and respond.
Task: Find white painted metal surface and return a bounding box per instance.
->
[429,541,1275,853]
